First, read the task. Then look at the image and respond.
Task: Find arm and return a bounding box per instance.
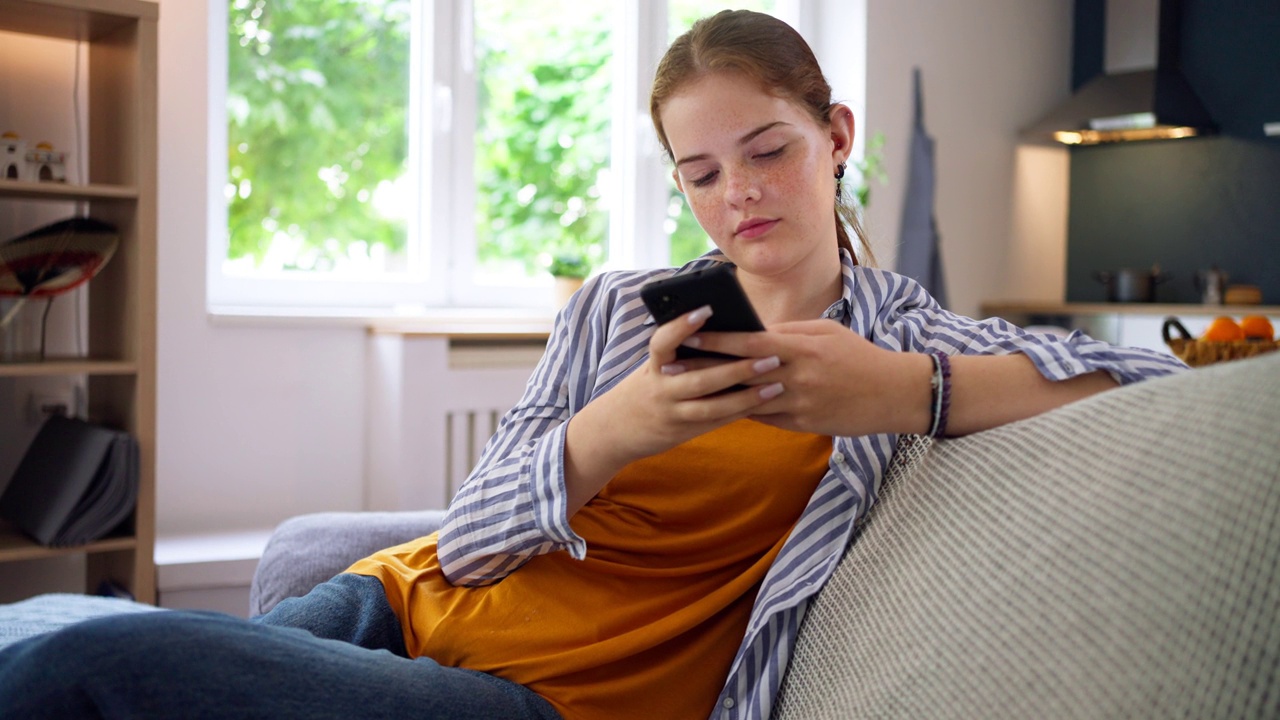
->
[434,278,605,586]
[691,272,1186,439]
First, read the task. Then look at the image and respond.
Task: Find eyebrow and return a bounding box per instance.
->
[673,121,790,168]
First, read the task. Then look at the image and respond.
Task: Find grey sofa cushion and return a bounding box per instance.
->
[773,353,1280,719]
[249,510,444,617]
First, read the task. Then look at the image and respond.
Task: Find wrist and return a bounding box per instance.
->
[926,351,953,438]
[562,401,633,514]
[889,351,935,435]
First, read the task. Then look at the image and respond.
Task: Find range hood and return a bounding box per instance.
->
[1023,0,1215,145]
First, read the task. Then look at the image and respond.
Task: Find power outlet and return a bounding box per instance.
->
[17,376,83,428]
[26,392,70,424]
[0,378,80,487]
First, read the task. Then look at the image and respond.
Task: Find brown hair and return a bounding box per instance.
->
[649,9,874,266]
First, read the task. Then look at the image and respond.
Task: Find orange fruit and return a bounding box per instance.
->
[1201,316,1244,342]
[1240,315,1274,340]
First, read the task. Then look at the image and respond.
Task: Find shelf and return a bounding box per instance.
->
[1,0,157,603]
[0,179,139,202]
[0,521,137,562]
[0,0,157,41]
[0,359,137,377]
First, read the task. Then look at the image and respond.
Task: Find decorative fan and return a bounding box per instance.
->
[0,218,120,350]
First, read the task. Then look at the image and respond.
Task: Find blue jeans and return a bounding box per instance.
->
[0,574,560,720]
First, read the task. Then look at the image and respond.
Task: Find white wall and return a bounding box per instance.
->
[150,0,1076,542]
[157,0,366,536]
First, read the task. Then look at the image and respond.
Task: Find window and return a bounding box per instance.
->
[210,0,798,312]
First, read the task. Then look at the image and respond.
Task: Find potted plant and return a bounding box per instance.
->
[546,247,598,305]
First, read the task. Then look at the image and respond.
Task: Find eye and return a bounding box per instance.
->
[690,170,719,188]
[753,146,785,160]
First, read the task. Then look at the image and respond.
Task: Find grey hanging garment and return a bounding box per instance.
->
[895,67,948,309]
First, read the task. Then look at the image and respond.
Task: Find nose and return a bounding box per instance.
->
[723,165,760,207]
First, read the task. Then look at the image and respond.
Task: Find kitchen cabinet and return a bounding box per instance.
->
[0,0,158,602]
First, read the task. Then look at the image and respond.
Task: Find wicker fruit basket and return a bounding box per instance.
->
[1162,317,1279,367]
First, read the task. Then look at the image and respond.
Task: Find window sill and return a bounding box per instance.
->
[207,305,556,337]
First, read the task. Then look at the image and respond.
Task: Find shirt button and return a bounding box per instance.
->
[826,307,841,319]
[723,698,735,709]
[831,451,845,464]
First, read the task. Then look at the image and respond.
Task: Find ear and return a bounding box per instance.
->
[671,167,685,194]
[828,103,856,166]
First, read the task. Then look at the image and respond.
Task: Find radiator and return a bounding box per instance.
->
[442,407,505,502]
[365,333,541,511]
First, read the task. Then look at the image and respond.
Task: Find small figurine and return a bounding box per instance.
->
[1,131,24,181]
[26,141,68,183]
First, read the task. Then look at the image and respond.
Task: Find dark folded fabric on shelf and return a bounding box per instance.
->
[0,415,138,547]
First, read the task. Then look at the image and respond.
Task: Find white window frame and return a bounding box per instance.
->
[207,0,843,315]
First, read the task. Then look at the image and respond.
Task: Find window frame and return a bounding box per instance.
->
[207,0,830,315]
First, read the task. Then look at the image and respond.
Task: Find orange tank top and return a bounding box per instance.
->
[348,419,831,720]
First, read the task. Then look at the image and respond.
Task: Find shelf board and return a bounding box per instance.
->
[0,179,139,201]
[0,0,157,42]
[0,522,137,562]
[0,358,137,377]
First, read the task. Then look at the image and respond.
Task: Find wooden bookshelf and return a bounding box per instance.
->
[0,0,157,602]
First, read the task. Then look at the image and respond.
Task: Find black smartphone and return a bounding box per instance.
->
[640,263,765,360]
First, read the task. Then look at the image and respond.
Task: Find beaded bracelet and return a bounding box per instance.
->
[927,351,952,438]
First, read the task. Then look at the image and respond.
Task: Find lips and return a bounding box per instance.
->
[734,217,779,239]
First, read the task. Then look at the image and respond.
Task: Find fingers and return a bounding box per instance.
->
[687,329,780,360]
[663,354,785,403]
[649,305,714,365]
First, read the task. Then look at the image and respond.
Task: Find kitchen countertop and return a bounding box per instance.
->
[980,301,1280,318]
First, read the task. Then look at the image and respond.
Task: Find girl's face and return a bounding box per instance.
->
[659,71,851,281]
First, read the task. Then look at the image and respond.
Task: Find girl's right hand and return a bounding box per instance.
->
[560,305,782,513]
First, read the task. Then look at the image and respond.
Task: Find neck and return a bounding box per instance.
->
[737,249,844,325]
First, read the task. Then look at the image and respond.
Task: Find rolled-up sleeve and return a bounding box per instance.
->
[862,269,1187,384]
[435,281,606,586]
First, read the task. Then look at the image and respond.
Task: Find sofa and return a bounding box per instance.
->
[4,352,1277,718]
[249,351,1280,718]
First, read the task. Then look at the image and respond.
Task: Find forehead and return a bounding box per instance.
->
[660,71,816,156]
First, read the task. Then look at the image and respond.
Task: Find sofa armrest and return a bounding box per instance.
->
[248,510,445,617]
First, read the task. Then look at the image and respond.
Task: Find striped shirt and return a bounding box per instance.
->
[436,249,1187,720]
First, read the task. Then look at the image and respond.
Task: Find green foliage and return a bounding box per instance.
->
[547,250,593,279]
[472,4,613,278]
[852,131,888,209]
[666,192,712,266]
[226,0,411,270]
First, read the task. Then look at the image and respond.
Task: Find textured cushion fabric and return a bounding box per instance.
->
[773,353,1280,719]
[249,510,445,616]
[0,593,162,652]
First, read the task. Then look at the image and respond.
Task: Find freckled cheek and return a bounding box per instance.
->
[760,163,807,197]
[684,194,727,239]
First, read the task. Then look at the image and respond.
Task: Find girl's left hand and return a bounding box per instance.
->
[691,319,933,437]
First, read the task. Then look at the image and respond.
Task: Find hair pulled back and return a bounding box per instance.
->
[649,9,873,265]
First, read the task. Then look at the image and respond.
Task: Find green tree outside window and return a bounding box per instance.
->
[227,0,411,272]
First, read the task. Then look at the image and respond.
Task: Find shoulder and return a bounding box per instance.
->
[846,264,939,318]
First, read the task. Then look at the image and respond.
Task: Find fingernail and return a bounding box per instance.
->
[752,356,780,373]
[660,363,686,376]
[759,382,785,400]
[687,305,713,324]
[681,336,702,349]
